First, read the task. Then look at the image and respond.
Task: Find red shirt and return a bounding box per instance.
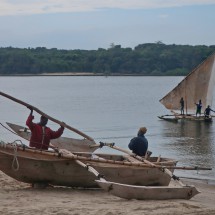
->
[26,115,64,150]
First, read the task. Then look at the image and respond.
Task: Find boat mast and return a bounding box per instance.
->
[185,78,188,115]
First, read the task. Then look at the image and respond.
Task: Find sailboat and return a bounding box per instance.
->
[159,52,215,122]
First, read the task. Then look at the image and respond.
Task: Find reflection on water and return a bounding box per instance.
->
[161,120,215,179]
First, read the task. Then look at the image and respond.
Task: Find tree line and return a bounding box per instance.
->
[0,42,215,75]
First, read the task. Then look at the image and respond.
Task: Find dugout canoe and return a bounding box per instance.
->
[6,122,98,153]
[96,180,200,200]
[0,141,177,188]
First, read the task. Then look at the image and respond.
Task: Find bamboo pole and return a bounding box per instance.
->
[0,91,94,141]
[86,142,212,170]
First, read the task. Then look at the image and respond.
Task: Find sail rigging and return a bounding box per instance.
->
[160,53,215,114]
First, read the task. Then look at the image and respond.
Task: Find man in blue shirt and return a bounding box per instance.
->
[128,127,148,157]
[204,105,215,118]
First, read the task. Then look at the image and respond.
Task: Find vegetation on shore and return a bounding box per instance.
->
[0,42,215,76]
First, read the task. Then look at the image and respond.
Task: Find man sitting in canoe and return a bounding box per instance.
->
[26,106,65,150]
[128,127,148,157]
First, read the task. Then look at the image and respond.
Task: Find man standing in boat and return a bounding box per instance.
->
[195,100,202,117]
[180,97,184,115]
[204,105,215,118]
[128,127,148,157]
[26,106,65,150]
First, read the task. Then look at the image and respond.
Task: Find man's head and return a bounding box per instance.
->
[40,115,48,126]
[138,127,147,136]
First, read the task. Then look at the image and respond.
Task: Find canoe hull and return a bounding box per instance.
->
[0,143,176,188]
[96,180,200,200]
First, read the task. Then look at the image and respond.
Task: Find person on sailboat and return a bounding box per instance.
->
[26,106,65,150]
[204,105,215,118]
[195,100,202,116]
[128,127,149,157]
[180,97,184,115]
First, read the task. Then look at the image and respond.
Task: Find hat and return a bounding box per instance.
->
[138,127,147,134]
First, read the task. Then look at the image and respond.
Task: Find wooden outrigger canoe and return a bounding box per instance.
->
[158,114,212,122]
[5,122,98,153]
[0,141,202,200]
[96,180,200,200]
[0,141,177,188]
[0,91,204,200]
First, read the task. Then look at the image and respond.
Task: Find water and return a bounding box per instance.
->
[0,76,214,181]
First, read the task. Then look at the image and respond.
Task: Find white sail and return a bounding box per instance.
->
[160,53,215,114]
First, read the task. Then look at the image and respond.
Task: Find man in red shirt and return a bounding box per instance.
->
[26,107,65,150]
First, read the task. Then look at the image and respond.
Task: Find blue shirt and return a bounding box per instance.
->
[128,134,148,156]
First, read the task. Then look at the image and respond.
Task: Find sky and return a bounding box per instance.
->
[0,0,215,50]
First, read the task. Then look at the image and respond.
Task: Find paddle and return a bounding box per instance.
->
[0,91,94,141]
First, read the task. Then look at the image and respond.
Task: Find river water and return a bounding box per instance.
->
[0,76,214,181]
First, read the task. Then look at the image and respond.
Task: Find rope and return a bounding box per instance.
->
[11,141,20,171]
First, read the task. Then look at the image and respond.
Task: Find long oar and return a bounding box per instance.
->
[0,91,94,141]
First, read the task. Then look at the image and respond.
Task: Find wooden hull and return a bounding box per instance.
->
[0,142,177,188]
[158,115,212,122]
[6,122,97,153]
[96,180,200,200]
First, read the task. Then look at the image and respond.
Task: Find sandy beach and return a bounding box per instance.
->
[0,171,215,215]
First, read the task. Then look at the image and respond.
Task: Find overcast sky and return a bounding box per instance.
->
[0,0,215,50]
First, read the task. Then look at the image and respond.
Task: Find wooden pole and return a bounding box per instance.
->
[0,91,94,141]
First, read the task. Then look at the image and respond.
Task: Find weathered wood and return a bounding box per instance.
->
[0,141,201,200]
[156,155,161,162]
[96,180,200,200]
[0,141,175,187]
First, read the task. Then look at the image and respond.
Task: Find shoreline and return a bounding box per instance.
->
[1,171,215,215]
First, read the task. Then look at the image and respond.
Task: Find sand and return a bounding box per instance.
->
[0,171,215,215]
